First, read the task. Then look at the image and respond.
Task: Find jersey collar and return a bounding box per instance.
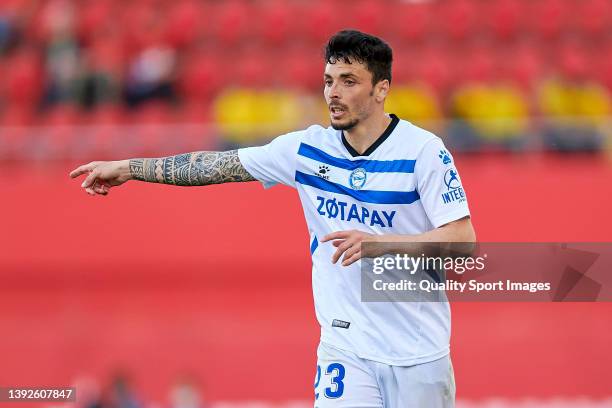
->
[341,114,400,157]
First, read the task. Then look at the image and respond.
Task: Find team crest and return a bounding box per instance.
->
[349,168,367,190]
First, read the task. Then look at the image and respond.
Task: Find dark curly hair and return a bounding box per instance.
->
[324,30,393,86]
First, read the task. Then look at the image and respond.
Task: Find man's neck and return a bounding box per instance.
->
[343,112,392,156]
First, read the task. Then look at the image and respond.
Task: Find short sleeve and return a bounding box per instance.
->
[415,138,471,228]
[237,130,306,189]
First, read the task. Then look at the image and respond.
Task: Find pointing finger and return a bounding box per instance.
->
[322,231,350,242]
[70,162,97,178]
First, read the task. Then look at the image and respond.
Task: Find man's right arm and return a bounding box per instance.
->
[129,150,255,186]
[70,150,256,195]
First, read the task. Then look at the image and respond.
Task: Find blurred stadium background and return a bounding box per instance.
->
[1,0,612,407]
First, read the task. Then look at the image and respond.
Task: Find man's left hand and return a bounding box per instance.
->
[321,230,377,266]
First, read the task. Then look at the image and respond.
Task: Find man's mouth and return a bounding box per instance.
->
[329,105,347,119]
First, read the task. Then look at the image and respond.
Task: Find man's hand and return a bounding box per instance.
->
[69,160,132,196]
[321,229,377,267]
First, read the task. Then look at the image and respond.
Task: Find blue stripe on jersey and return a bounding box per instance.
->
[310,236,319,255]
[298,143,416,173]
[295,171,420,205]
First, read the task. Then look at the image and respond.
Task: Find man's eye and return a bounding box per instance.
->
[345,80,355,86]
[325,80,333,86]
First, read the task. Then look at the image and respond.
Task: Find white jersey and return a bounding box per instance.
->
[238,114,471,366]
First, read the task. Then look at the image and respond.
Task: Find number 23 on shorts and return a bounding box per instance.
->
[314,362,346,400]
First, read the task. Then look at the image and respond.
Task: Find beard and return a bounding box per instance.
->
[330,117,359,131]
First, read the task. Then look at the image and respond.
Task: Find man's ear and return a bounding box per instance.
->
[375,79,390,103]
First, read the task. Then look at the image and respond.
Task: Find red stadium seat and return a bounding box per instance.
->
[414,48,454,97]
[350,0,386,37]
[558,42,590,81]
[601,54,612,92]
[301,1,347,45]
[255,1,295,46]
[393,2,433,43]
[77,0,114,44]
[178,55,223,101]
[577,0,611,39]
[283,50,323,91]
[120,2,164,56]
[593,44,612,91]
[235,51,269,88]
[437,0,480,42]
[486,0,523,41]
[164,0,207,49]
[0,0,30,14]
[87,37,124,74]
[392,46,419,84]
[211,1,252,47]
[527,0,571,39]
[504,43,545,90]
[461,44,497,84]
[3,51,44,107]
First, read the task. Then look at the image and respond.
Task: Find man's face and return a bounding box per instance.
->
[324,60,377,131]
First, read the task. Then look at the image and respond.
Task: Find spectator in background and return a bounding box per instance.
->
[0,8,20,55]
[538,44,611,152]
[75,40,122,110]
[169,375,208,408]
[124,43,178,107]
[41,0,82,106]
[84,373,143,408]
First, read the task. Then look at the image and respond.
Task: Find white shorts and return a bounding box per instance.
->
[314,342,455,408]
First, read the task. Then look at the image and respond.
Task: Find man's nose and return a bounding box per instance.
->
[328,82,341,99]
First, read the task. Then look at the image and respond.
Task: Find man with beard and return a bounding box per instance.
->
[70,30,475,407]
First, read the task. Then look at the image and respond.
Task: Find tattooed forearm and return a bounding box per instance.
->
[129,150,256,186]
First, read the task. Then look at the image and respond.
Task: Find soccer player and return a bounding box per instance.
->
[70,30,475,408]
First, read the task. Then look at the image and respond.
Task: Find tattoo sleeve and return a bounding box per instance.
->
[128,150,256,186]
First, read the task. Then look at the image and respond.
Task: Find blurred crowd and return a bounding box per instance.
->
[75,373,209,408]
[0,0,611,152]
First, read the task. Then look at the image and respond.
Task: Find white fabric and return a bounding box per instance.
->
[314,341,455,407]
[238,115,471,365]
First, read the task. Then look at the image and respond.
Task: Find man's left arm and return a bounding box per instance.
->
[322,217,476,266]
